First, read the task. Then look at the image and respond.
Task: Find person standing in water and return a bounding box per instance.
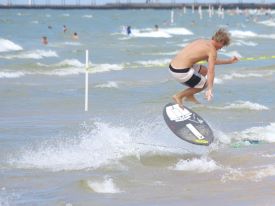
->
[154,24,159,31]
[126,26,132,35]
[169,28,239,108]
[63,25,68,33]
[41,36,48,45]
[72,32,79,40]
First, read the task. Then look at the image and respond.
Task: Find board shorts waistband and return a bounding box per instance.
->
[169,64,190,73]
[169,64,206,89]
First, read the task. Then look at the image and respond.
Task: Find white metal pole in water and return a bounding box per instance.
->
[208,5,212,18]
[198,5,203,19]
[85,50,89,112]
[170,10,174,24]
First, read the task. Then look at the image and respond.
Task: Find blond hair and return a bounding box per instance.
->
[212,28,231,46]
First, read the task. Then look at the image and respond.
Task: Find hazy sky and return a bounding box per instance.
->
[1,0,274,5]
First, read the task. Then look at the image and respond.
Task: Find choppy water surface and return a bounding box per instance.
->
[0,8,275,206]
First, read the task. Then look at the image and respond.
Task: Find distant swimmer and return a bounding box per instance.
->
[63,25,67,33]
[126,25,131,35]
[72,32,79,40]
[154,24,159,31]
[41,36,48,45]
[169,28,239,108]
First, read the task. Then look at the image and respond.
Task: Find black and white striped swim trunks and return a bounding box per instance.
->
[169,64,206,88]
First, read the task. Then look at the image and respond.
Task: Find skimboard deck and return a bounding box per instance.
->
[163,103,214,146]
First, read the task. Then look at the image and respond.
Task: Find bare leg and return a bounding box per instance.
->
[172,87,203,108]
[173,65,207,107]
[186,77,208,104]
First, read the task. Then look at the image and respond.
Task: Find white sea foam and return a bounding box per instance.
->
[56,59,84,67]
[224,101,268,111]
[92,63,124,73]
[131,29,172,38]
[61,13,70,17]
[0,71,25,79]
[257,19,275,27]
[147,50,177,56]
[38,61,124,76]
[230,29,275,39]
[161,27,193,35]
[254,165,275,181]
[214,77,223,84]
[8,122,134,171]
[0,38,23,52]
[212,130,231,145]
[232,40,258,47]
[177,43,188,48]
[95,81,119,88]
[222,165,275,182]
[235,123,275,143]
[36,59,85,76]
[31,20,39,24]
[210,101,268,111]
[118,36,131,40]
[0,187,20,206]
[221,167,243,182]
[82,15,93,18]
[63,41,82,46]
[220,71,273,81]
[16,12,25,16]
[0,50,58,59]
[262,153,275,158]
[129,27,193,38]
[46,68,84,76]
[134,58,170,68]
[87,177,122,194]
[170,157,221,173]
[0,197,9,206]
[229,30,258,38]
[92,59,168,71]
[38,59,84,68]
[8,121,195,171]
[42,59,170,74]
[258,34,275,39]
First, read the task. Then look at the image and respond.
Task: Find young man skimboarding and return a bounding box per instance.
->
[169,28,239,107]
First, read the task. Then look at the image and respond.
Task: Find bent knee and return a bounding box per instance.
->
[202,82,208,90]
[199,65,208,76]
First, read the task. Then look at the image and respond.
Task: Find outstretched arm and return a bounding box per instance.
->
[215,56,239,65]
[205,52,216,101]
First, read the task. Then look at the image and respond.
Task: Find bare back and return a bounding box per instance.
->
[171,39,216,69]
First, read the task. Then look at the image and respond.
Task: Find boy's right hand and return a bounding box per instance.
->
[205,89,213,101]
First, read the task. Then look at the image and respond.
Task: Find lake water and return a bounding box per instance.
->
[0,8,275,206]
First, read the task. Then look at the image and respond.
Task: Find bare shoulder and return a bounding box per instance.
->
[206,41,217,54]
[186,39,208,50]
[192,39,207,45]
[192,39,211,49]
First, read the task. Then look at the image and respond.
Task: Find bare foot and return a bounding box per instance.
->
[186,95,200,104]
[172,95,184,108]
